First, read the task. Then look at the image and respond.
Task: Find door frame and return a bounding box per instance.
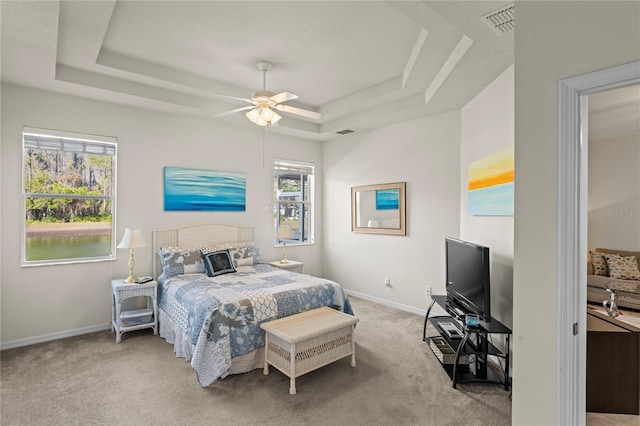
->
[557,60,640,425]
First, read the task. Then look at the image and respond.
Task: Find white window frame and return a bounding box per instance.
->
[21,127,117,266]
[274,159,314,246]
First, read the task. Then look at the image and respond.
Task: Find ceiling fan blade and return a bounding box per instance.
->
[210,93,254,104]
[276,104,322,120]
[269,91,299,104]
[213,105,255,118]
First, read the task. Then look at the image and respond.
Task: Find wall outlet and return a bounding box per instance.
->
[384,278,391,287]
[425,285,432,299]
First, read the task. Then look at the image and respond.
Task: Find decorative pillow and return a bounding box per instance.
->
[157,247,206,277]
[603,253,640,281]
[201,249,236,277]
[589,251,609,276]
[203,241,263,267]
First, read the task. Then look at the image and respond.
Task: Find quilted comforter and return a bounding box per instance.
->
[158,263,353,386]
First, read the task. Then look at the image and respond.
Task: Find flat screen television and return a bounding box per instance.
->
[445,237,491,322]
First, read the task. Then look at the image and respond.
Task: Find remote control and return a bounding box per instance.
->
[439,322,462,339]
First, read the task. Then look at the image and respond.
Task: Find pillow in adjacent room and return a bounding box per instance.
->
[589,251,609,276]
[157,247,206,277]
[603,253,640,280]
[201,249,237,277]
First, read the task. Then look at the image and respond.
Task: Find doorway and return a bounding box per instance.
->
[585,83,640,424]
[557,60,640,425]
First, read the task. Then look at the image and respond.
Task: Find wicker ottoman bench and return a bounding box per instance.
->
[260,306,359,394]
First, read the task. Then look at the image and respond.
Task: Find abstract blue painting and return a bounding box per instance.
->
[376,189,399,210]
[163,167,246,211]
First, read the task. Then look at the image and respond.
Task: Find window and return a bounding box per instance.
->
[22,127,117,266]
[274,160,314,245]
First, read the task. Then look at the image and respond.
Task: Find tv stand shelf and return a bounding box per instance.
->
[423,295,511,390]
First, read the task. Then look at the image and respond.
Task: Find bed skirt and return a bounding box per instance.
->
[158,308,264,385]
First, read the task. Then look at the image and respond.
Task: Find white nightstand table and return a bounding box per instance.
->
[268,260,304,274]
[111,279,158,343]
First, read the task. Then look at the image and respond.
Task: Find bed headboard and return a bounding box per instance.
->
[152,223,254,279]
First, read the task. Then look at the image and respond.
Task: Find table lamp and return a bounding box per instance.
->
[117,228,148,283]
[275,224,293,264]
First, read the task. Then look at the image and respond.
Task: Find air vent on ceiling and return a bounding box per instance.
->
[336,129,355,135]
[481,4,514,36]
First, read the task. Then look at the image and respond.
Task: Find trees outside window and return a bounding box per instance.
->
[22,128,116,265]
[274,160,314,245]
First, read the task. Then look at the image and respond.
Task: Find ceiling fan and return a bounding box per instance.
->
[213,61,322,127]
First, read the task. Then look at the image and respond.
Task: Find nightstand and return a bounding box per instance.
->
[268,260,304,273]
[111,279,158,343]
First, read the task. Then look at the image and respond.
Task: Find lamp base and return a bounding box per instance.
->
[124,249,137,283]
[279,242,288,264]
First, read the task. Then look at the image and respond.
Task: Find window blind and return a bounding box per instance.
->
[274,160,314,176]
[23,128,116,156]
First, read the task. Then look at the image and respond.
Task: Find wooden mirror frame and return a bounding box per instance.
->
[351,182,406,235]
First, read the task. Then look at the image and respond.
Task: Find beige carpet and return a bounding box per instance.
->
[1,296,511,425]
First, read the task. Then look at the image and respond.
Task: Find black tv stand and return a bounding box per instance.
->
[422,295,511,390]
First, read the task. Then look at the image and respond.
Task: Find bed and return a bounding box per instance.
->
[151,223,354,386]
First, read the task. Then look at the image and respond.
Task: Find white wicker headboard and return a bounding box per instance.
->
[152,223,254,279]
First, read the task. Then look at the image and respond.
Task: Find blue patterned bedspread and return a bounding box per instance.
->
[158,263,353,386]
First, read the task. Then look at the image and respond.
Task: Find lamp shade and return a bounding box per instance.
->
[261,107,274,121]
[116,228,148,249]
[270,111,282,125]
[276,224,293,239]
[245,107,281,127]
[246,108,260,123]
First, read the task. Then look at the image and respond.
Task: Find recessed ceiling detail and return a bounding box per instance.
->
[403,28,429,88]
[1,1,515,141]
[424,35,474,105]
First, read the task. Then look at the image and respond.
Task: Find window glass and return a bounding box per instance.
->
[274,160,314,245]
[22,128,117,265]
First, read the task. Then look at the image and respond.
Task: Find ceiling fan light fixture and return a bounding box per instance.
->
[261,107,274,121]
[246,107,281,127]
[268,110,282,125]
[217,61,319,127]
[255,115,268,127]
[246,108,260,122]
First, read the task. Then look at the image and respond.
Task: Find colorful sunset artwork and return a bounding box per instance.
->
[164,167,246,212]
[468,147,514,216]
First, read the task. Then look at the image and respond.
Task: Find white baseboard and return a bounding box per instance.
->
[345,289,429,316]
[0,323,111,351]
[2,293,427,351]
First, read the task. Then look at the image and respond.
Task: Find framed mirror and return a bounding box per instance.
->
[351,182,406,235]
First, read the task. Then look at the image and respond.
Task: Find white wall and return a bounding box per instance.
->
[460,65,514,329]
[0,83,323,345]
[322,111,460,311]
[588,133,640,251]
[514,1,640,424]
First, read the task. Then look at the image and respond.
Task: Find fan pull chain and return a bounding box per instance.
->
[262,127,268,171]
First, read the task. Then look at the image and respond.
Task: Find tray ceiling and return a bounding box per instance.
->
[2,1,515,140]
